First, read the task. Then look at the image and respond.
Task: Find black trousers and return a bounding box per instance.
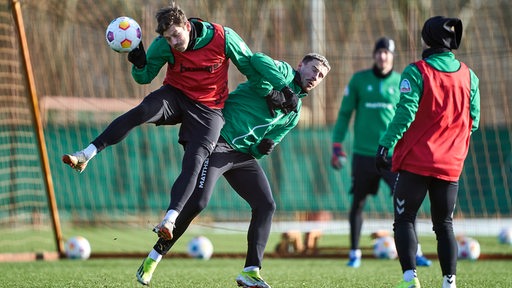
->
[91,84,224,213]
[393,170,458,276]
[153,138,276,269]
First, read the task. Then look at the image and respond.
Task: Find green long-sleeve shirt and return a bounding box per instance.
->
[379,52,480,149]
[332,68,401,156]
[130,19,255,84]
[221,52,306,159]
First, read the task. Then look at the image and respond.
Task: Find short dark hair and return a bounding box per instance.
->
[155,5,188,35]
[302,53,331,71]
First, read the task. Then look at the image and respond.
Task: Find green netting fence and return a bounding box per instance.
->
[46,124,511,222]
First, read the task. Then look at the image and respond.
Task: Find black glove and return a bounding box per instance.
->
[257,138,275,155]
[281,86,299,114]
[331,142,347,170]
[375,145,391,173]
[127,42,146,69]
[265,90,286,117]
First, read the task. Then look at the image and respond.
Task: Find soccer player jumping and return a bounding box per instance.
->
[62,4,255,242]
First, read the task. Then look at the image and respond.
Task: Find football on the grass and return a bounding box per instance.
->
[373,236,398,259]
[457,236,480,260]
[187,236,214,260]
[498,227,512,245]
[65,236,91,260]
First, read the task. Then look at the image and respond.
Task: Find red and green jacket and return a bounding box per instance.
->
[131,19,254,109]
[379,52,481,181]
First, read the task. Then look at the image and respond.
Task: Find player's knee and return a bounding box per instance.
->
[268,200,277,214]
[393,219,415,233]
[195,198,209,212]
[255,198,276,215]
[432,220,454,238]
[349,204,365,217]
[182,147,209,173]
[132,100,154,119]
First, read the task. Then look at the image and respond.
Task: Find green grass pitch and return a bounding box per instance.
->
[1,258,512,287]
[2,228,512,287]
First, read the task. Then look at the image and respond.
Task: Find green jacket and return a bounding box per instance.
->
[332,68,401,156]
[379,52,480,149]
[221,52,306,159]
[130,19,255,84]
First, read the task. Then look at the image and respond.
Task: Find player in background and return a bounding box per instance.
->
[62,5,258,241]
[136,52,330,287]
[376,16,480,288]
[331,37,431,268]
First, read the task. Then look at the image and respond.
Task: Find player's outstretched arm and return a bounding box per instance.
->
[224,27,254,78]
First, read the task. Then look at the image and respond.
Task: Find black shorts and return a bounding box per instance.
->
[351,154,397,197]
[145,85,224,153]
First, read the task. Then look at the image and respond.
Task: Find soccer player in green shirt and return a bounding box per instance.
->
[136,52,330,287]
[331,37,431,268]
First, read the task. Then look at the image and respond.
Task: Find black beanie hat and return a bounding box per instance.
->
[421,16,463,50]
[374,37,395,54]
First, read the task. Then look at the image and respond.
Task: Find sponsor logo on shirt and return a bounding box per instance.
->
[180,62,221,73]
[400,79,411,93]
[365,102,394,109]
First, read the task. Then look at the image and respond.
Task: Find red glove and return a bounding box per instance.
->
[331,142,347,170]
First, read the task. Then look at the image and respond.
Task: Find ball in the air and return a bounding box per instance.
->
[105,16,142,53]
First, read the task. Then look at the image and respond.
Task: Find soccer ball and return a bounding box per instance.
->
[187,236,214,260]
[457,236,480,260]
[105,16,142,53]
[498,227,512,245]
[65,236,91,260]
[373,236,398,259]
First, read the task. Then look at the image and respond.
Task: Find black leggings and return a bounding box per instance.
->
[91,85,224,213]
[153,139,276,269]
[393,170,458,276]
